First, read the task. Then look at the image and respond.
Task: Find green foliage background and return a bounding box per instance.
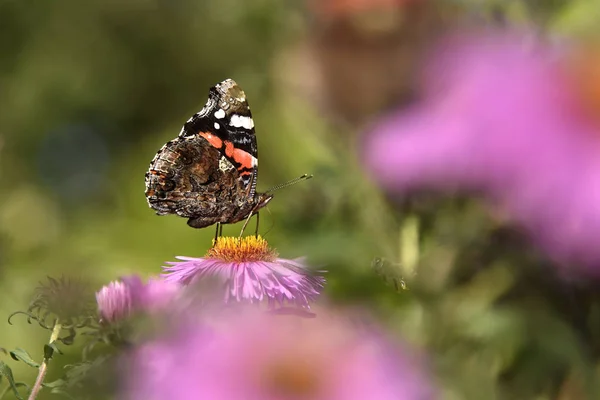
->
[1,0,600,398]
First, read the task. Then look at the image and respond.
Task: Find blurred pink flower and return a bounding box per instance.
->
[364,32,600,269]
[162,236,325,309]
[125,310,433,400]
[96,276,179,324]
[96,280,131,324]
[309,0,420,19]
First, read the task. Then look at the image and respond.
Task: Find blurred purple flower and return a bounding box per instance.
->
[96,276,179,324]
[125,310,433,400]
[162,236,325,309]
[364,32,600,269]
[96,280,131,324]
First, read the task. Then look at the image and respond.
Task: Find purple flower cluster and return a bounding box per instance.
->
[364,32,600,270]
[93,235,434,399]
[94,230,432,397]
[125,309,433,400]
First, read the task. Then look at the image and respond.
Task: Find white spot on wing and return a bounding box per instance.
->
[214,109,225,119]
[219,156,234,172]
[198,98,214,117]
[214,122,220,130]
[251,156,258,167]
[229,114,254,130]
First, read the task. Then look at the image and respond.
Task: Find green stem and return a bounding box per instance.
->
[400,214,420,278]
[27,320,62,400]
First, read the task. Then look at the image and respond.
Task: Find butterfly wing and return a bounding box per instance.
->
[145,79,262,228]
[179,79,259,197]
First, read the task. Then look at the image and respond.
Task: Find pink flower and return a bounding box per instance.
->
[309,0,421,19]
[363,32,600,270]
[95,276,179,324]
[162,236,325,309]
[124,310,433,400]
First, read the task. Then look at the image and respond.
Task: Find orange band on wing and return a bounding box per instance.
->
[223,141,254,170]
[224,141,234,158]
[232,147,254,170]
[199,131,223,149]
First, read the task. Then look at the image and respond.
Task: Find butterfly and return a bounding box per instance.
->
[145,79,274,235]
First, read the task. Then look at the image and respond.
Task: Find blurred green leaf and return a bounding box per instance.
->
[8,349,39,369]
[0,362,24,400]
[371,257,408,292]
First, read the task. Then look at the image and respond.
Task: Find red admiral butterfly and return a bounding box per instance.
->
[145,79,275,233]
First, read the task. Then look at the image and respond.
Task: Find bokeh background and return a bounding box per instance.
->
[2,0,600,398]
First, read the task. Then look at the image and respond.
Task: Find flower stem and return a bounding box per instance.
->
[27,320,62,400]
[399,214,419,278]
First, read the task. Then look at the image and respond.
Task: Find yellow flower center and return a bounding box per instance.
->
[263,358,321,398]
[205,236,278,262]
[567,43,600,124]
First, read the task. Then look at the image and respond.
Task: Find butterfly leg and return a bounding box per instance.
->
[254,212,260,238]
[239,212,254,238]
[213,222,221,245]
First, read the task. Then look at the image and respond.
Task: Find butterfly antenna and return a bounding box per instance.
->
[266,174,313,194]
[263,207,275,237]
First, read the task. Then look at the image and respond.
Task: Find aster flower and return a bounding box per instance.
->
[124,309,433,400]
[162,236,325,309]
[96,276,179,324]
[363,32,600,269]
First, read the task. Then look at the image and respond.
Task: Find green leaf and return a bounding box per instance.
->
[0,361,24,400]
[371,257,408,292]
[43,381,74,399]
[43,345,53,361]
[64,361,95,381]
[9,348,39,368]
[59,329,76,346]
[0,384,26,400]
[44,342,62,361]
[48,388,75,399]
[43,379,66,389]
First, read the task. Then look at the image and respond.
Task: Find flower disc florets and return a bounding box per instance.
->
[206,236,277,262]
